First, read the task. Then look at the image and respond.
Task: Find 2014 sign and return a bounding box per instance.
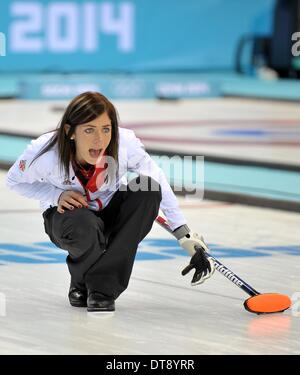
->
[292,32,300,57]
[10,1,135,53]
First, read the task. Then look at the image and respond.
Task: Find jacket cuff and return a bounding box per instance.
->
[172,224,190,240]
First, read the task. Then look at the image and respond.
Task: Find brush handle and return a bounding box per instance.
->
[155,216,260,297]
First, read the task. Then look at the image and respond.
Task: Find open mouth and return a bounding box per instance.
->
[89,149,102,158]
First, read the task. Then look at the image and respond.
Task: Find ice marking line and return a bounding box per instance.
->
[123,119,300,129]
[0,209,41,214]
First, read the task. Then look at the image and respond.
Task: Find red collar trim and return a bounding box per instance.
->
[86,164,108,192]
[72,153,108,192]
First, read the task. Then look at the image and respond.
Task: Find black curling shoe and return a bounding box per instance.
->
[87,292,115,312]
[68,287,88,307]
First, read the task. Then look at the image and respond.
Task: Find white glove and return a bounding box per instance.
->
[173,225,215,286]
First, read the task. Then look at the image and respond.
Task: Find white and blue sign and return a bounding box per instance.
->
[0,0,274,72]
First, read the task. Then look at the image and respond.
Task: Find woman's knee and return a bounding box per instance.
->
[53,208,104,241]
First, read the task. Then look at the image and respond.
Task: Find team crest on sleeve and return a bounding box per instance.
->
[19,160,26,172]
[62,178,72,185]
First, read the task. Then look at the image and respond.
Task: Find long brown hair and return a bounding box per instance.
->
[30,92,119,179]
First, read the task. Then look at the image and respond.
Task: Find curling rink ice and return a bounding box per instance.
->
[0,176,300,355]
[0,98,300,355]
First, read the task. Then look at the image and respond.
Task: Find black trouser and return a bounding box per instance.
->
[43,176,162,300]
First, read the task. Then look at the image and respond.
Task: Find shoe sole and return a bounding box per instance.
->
[87,307,115,312]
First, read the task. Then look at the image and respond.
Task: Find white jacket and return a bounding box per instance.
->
[6,127,187,231]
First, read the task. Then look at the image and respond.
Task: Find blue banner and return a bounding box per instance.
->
[0,0,274,73]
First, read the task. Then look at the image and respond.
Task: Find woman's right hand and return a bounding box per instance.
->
[57,190,88,214]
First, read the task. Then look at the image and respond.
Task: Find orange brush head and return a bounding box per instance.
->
[244,293,291,314]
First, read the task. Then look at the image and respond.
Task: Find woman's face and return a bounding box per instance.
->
[71,112,112,165]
